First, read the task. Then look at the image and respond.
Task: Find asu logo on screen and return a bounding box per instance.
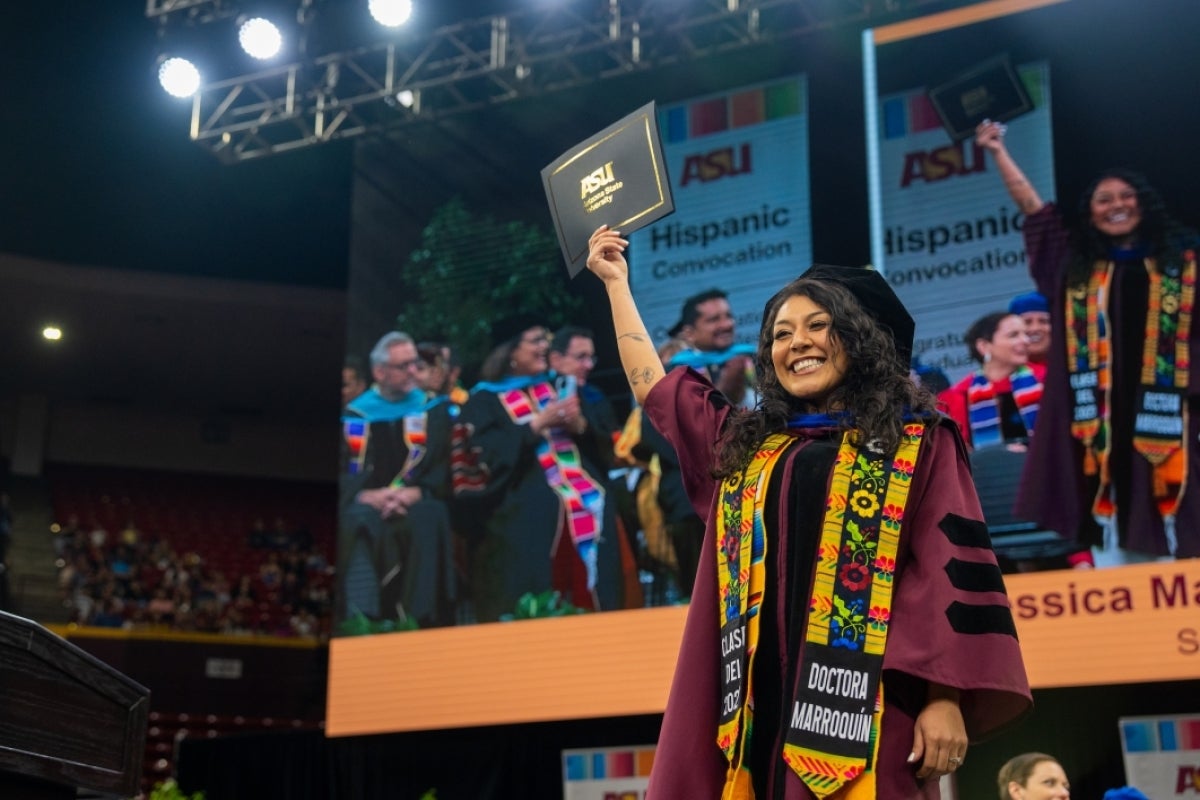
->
[581,162,624,213]
[1176,765,1200,793]
[898,141,987,188]
[679,143,752,187]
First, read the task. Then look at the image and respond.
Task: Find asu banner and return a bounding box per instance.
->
[628,76,813,346]
[874,62,1054,383]
[1119,714,1200,797]
[562,745,654,800]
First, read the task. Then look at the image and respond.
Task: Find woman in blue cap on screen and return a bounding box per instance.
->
[1007,291,1051,368]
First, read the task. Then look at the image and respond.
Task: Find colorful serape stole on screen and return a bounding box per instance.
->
[343,387,433,482]
[716,433,794,800]
[499,381,606,587]
[388,412,428,489]
[342,418,368,475]
[782,424,924,799]
[966,365,1041,447]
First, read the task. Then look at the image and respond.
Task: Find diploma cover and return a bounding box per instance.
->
[927,54,1034,141]
[541,101,674,277]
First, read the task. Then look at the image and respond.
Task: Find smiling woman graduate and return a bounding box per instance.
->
[585,225,1032,799]
[977,119,1200,562]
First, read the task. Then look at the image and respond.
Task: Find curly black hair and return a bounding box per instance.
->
[712,277,939,478]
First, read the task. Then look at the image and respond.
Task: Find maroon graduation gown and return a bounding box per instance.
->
[643,369,1032,799]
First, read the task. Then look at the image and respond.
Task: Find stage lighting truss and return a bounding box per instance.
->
[149,0,937,163]
[146,0,240,25]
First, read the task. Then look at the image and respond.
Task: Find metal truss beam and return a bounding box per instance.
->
[159,0,933,162]
[146,0,238,24]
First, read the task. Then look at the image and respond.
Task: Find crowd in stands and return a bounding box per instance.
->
[47,465,336,639]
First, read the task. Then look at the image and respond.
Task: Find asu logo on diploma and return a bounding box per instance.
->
[580,162,626,215]
[580,162,616,198]
[542,101,675,277]
[926,54,1034,141]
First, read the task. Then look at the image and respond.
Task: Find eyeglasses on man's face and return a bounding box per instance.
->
[383,359,421,371]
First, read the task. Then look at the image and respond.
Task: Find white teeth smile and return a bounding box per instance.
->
[791,358,823,373]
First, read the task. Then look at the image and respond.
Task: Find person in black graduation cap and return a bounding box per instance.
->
[453,312,621,622]
[586,225,1032,800]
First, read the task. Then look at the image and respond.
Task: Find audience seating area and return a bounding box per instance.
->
[144,710,324,793]
[47,463,337,638]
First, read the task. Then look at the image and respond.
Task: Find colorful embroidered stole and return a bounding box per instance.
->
[717,433,794,799]
[783,424,924,798]
[498,381,606,587]
[966,365,1041,447]
[1066,254,1195,526]
[716,425,925,799]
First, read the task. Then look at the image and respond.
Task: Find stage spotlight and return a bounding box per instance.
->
[369,0,414,28]
[158,57,202,98]
[238,16,284,59]
[42,326,63,342]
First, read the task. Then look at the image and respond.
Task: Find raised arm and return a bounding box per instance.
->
[976,120,1045,215]
[586,225,665,406]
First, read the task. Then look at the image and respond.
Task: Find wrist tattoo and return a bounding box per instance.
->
[617,332,648,343]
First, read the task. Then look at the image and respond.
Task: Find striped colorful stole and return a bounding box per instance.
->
[344,387,435,483]
[1066,254,1195,527]
[716,433,795,799]
[342,412,429,486]
[343,418,368,475]
[965,365,1041,448]
[782,424,924,799]
[498,381,606,587]
[388,413,428,489]
[341,412,427,484]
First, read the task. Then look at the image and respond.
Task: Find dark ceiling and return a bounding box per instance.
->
[0,254,345,426]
